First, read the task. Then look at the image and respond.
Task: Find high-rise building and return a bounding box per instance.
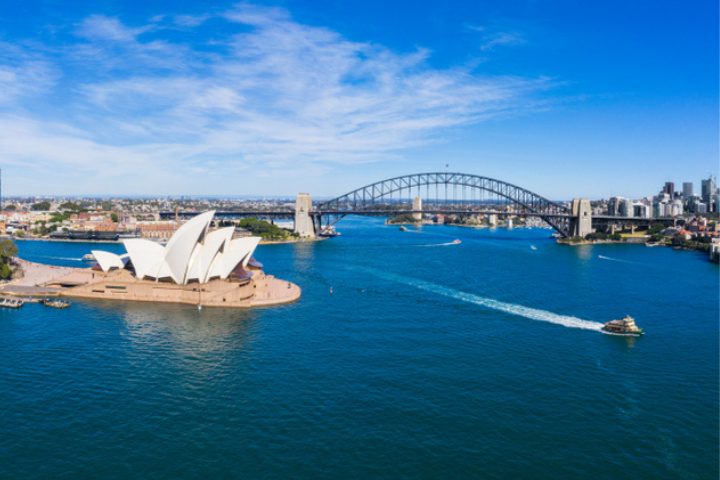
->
[608,196,623,216]
[664,182,675,197]
[633,203,650,218]
[682,182,694,197]
[670,199,684,217]
[701,175,716,202]
[687,196,702,213]
[620,198,633,217]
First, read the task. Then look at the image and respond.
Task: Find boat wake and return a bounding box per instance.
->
[357,267,603,332]
[31,255,83,262]
[598,255,637,264]
[414,241,461,247]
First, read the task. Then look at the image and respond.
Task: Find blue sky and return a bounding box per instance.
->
[1,0,717,199]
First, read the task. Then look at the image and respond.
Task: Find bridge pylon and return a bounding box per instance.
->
[294,193,315,238]
[412,196,422,222]
[569,198,592,238]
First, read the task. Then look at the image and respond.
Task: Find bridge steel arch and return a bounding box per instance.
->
[315,172,572,236]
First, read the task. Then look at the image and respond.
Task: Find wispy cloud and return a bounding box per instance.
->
[75,15,154,42]
[464,23,525,51]
[1,3,551,194]
[0,42,58,105]
[479,32,525,51]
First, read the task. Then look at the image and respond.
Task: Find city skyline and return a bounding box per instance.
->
[1,0,717,198]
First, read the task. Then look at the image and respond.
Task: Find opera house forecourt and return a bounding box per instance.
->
[21,211,301,308]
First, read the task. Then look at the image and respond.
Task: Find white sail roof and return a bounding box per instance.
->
[91,250,128,272]
[208,236,261,279]
[196,226,235,283]
[94,211,262,285]
[122,238,166,279]
[164,210,215,284]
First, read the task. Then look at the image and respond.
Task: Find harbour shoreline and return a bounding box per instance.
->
[0,258,301,308]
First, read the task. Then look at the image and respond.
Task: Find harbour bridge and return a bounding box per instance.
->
[162,172,674,238]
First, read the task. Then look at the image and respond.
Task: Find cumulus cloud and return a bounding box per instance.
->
[0,3,551,194]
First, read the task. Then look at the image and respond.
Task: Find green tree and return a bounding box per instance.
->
[388,213,421,224]
[50,211,72,223]
[110,212,119,222]
[649,233,664,244]
[0,238,18,260]
[585,232,609,241]
[31,201,51,211]
[671,234,688,247]
[237,218,292,240]
[0,238,17,280]
[647,224,664,235]
[4,204,16,211]
[59,201,81,211]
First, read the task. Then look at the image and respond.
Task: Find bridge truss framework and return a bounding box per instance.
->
[315,172,574,236]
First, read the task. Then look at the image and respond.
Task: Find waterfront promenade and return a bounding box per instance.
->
[1,258,301,307]
[0,259,80,295]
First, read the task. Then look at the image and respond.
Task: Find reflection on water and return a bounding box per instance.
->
[91,300,257,356]
[291,241,316,272]
[575,245,594,261]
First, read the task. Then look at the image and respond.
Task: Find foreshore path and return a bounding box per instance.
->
[0,259,86,296]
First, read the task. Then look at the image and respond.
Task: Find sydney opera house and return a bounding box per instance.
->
[56,211,300,307]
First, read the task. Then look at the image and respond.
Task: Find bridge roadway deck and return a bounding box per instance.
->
[161,210,674,222]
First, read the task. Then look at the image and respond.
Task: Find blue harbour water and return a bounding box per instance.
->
[1,218,718,479]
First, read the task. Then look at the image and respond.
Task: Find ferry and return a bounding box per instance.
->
[318,226,341,238]
[601,315,644,336]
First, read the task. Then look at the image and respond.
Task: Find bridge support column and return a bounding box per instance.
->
[570,198,592,238]
[294,193,315,238]
[488,214,497,227]
[412,196,422,222]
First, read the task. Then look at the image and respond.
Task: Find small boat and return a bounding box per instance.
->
[399,226,408,232]
[81,253,96,261]
[451,239,461,245]
[530,245,538,251]
[43,299,71,309]
[601,315,643,336]
[0,298,24,309]
[319,226,341,237]
[19,297,41,304]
